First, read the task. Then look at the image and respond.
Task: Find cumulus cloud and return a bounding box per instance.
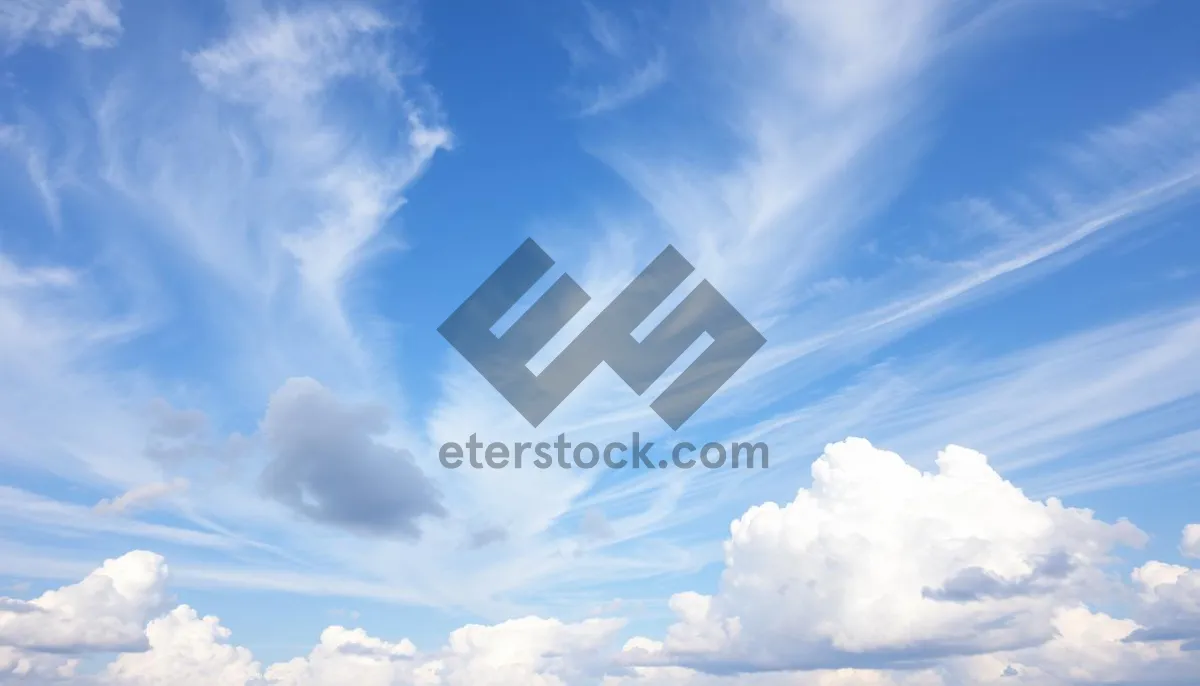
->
[0,645,78,681]
[264,626,417,685]
[259,377,445,538]
[1182,523,1200,559]
[0,0,121,51]
[631,438,1147,672]
[102,605,262,686]
[1128,560,1200,647]
[0,554,629,686]
[0,550,168,653]
[0,554,629,685]
[940,605,1198,685]
[421,616,626,685]
[6,439,1200,684]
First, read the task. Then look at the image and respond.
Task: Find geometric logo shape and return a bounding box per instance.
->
[438,238,766,430]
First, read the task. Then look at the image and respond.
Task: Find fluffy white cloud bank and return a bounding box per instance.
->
[2,439,1199,685]
[103,606,262,686]
[638,439,1148,671]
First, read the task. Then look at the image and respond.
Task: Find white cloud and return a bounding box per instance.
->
[0,124,64,230]
[0,248,165,489]
[0,550,168,653]
[264,626,415,686]
[732,302,1200,507]
[592,0,959,312]
[0,253,75,291]
[422,7,1200,602]
[3,3,1200,684]
[266,616,625,686]
[1129,559,1200,647]
[422,616,626,685]
[95,478,190,515]
[0,552,627,685]
[577,51,667,117]
[182,3,451,312]
[0,485,238,553]
[1133,561,1190,595]
[1182,524,1200,559]
[632,438,1146,672]
[92,1,451,396]
[0,2,452,602]
[187,5,393,105]
[104,605,262,686]
[5,441,1200,684]
[942,605,1197,685]
[564,3,667,116]
[0,0,121,50]
[0,645,78,681]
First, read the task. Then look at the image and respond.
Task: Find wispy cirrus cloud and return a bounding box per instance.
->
[0,0,456,615]
[409,4,1200,618]
[1,0,450,483]
[418,0,1157,613]
[730,304,1200,496]
[94,1,450,391]
[0,124,64,229]
[94,478,189,515]
[0,0,121,51]
[2,1,1200,666]
[562,2,668,117]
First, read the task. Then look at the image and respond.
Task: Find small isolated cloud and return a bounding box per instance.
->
[562,2,667,117]
[259,377,445,539]
[0,0,122,51]
[577,50,667,117]
[1182,523,1200,559]
[94,478,189,515]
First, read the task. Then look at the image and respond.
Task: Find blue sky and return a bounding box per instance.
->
[2,0,1200,684]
